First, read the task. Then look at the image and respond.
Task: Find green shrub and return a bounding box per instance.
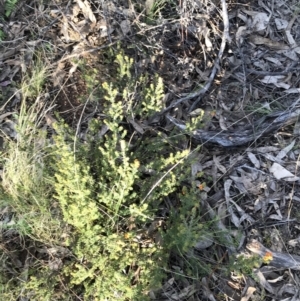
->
[0,50,214,300]
[47,56,190,298]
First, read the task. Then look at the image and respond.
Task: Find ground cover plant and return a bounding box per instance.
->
[1,0,300,300]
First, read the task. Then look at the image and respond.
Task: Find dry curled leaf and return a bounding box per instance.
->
[249,35,289,50]
[270,162,299,181]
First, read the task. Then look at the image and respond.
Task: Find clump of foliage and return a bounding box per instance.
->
[0,49,216,300]
[4,0,18,17]
[229,253,261,278]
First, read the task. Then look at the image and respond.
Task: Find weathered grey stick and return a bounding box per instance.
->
[246,239,300,270]
[167,108,300,147]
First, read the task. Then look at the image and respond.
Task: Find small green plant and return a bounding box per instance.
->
[115,52,164,118]
[229,253,261,277]
[5,0,18,17]
[145,0,170,22]
[164,185,207,254]
[21,52,47,98]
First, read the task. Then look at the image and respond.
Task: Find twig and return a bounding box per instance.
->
[188,0,230,112]
[55,40,121,64]
[245,64,299,76]
[160,0,230,115]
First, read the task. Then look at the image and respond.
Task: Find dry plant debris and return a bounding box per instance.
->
[1,0,300,300]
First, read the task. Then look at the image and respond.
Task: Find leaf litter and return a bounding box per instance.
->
[1,0,300,300]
